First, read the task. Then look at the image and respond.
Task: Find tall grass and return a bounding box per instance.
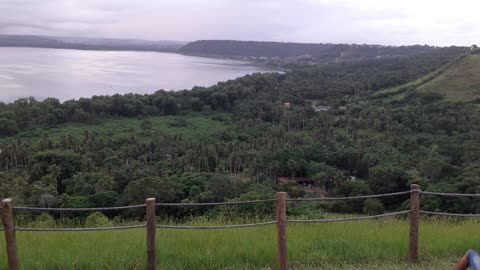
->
[0,217,477,269]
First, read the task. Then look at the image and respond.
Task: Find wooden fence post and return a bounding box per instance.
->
[146,198,156,270]
[409,184,420,262]
[276,192,287,270]
[1,198,20,270]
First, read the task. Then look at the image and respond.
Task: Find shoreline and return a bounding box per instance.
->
[0,47,282,104]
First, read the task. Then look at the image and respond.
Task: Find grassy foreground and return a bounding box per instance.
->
[0,218,478,269]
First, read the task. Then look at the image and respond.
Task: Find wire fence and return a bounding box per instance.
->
[156,221,277,230]
[14,224,147,232]
[421,191,480,197]
[3,187,480,269]
[419,210,480,217]
[13,204,146,212]
[288,210,411,223]
[155,199,275,207]
[5,189,480,231]
[286,190,411,202]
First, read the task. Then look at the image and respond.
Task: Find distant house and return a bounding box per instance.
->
[310,99,331,112]
[283,102,291,108]
[471,45,480,54]
[314,106,332,112]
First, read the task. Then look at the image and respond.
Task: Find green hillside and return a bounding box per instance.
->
[418,54,480,101]
[376,53,480,102]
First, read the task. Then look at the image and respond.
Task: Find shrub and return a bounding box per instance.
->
[33,213,56,228]
[168,118,190,128]
[85,212,113,228]
[363,199,385,215]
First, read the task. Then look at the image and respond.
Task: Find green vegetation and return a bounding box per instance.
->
[419,54,480,101]
[0,218,477,269]
[179,40,463,60]
[377,54,480,102]
[0,42,479,269]
[0,46,479,217]
[0,114,231,144]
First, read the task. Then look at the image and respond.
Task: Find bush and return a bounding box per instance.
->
[363,199,385,215]
[91,191,120,207]
[85,212,113,228]
[218,192,275,219]
[168,118,190,128]
[33,213,56,228]
[278,183,305,198]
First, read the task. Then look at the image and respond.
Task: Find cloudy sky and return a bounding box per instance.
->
[0,0,479,46]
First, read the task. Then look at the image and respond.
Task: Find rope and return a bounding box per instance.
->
[420,210,480,217]
[15,224,147,232]
[156,221,277,229]
[156,199,275,207]
[421,191,480,197]
[287,191,412,202]
[288,210,411,223]
[13,204,146,212]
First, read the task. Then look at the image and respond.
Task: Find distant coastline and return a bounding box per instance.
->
[0,34,186,53]
[0,46,278,103]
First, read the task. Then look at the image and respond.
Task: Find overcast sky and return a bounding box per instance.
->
[0,0,479,46]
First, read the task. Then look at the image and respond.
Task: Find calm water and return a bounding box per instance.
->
[0,47,276,102]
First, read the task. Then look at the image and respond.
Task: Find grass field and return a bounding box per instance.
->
[0,113,232,145]
[372,55,464,100]
[418,54,480,101]
[373,53,480,103]
[1,217,478,269]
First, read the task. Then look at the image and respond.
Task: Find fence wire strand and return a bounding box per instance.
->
[287,191,412,202]
[155,199,276,207]
[156,221,277,229]
[421,191,480,197]
[288,210,411,223]
[14,224,147,232]
[420,210,480,217]
[13,204,146,212]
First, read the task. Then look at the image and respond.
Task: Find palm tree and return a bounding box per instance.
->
[48,164,62,193]
[287,159,298,181]
[312,172,327,191]
[270,161,280,183]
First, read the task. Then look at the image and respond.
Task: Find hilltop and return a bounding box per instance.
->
[375,51,480,103]
[418,54,480,101]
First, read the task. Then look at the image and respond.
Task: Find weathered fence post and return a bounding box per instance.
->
[409,184,420,262]
[146,198,156,270]
[1,198,20,270]
[276,192,287,270]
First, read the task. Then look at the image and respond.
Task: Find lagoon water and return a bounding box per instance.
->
[0,47,275,103]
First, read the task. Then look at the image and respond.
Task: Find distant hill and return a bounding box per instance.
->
[418,54,480,101]
[0,35,186,52]
[375,52,480,102]
[179,40,442,58]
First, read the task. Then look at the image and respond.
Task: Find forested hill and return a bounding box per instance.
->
[0,35,185,52]
[179,40,454,58]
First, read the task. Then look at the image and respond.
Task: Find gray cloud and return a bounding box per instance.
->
[0,0,478,45]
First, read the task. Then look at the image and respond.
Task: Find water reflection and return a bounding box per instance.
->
[0,47,276,103]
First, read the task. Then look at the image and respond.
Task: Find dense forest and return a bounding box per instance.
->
[180,40,450,58]
[0,45,478,218]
